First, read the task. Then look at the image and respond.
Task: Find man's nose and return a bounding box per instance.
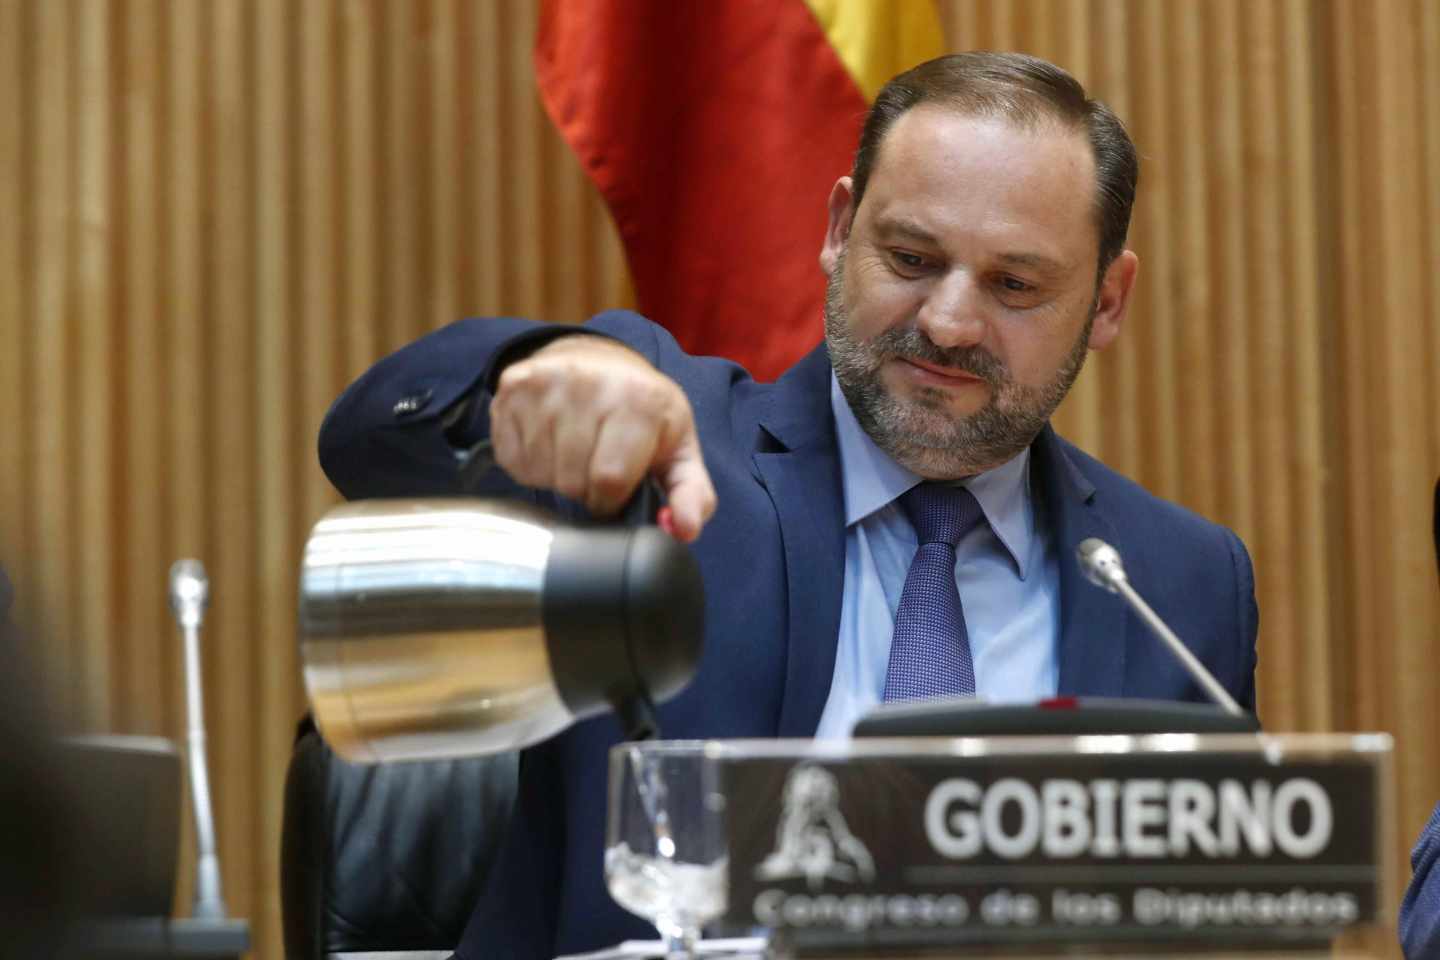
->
[916,270,987,349]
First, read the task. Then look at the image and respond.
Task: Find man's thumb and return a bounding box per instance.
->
[660,444,716,543]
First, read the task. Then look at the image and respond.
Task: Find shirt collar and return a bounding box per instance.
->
[829,373,1036,580]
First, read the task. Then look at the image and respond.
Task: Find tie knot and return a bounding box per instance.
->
[901,483,985,548]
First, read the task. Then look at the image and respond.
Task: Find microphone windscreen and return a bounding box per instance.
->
[168,558,209,617]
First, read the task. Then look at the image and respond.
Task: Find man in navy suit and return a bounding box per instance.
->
[1403,803,1440,958]
[1398,481,1440,959]
[319,53,1257,959]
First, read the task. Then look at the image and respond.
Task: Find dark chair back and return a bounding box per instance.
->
[280,716,517,959]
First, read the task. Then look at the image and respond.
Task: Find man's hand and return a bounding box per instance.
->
[488,335,717,542]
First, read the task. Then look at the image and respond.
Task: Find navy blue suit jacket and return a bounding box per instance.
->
[1402,804,1440,956]
[318,311,1259,959]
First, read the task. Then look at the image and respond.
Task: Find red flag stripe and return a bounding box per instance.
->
[535,1,869,380]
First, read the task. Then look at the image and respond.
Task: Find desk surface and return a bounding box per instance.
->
[71,917,250,959]
[323,947,1382,960]
[555,939,1382,960]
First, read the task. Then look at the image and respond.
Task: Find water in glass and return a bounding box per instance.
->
[605,742,728,957]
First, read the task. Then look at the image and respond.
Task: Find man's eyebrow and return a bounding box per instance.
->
[872,216,938,245]
[872,218,1071,274]
[996,251,1068,274]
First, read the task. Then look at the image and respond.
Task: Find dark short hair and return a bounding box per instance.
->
[850,52,1139,275]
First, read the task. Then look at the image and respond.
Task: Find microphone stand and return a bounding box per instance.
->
[1076,539,1246,717]
[169,560,227,920]
[78,562,250,958]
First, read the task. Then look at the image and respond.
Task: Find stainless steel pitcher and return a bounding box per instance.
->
[298,496,703,763]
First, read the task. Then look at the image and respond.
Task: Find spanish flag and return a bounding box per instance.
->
[535,1,944,381]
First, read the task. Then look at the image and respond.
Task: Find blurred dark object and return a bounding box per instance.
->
[0,565,83,958]
[855,696,1259,738]
[0,566,248,959]
[65,917,250,959]
[57,737,180,915]
[280,715,518,958]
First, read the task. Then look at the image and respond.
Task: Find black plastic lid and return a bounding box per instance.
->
[541,526,704,736]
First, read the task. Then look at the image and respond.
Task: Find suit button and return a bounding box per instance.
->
[392,389,434,418]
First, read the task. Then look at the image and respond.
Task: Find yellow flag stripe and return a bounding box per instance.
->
[804,0,945,102]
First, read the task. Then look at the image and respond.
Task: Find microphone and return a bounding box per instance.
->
[169,559,209,629]
[168,559,228,921]
[1076,538,1246,717]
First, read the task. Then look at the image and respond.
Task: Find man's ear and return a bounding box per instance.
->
[819,177,857,277]
[1088,249,1139,351]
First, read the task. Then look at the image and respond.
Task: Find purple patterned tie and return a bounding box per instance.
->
[882,483,986,702]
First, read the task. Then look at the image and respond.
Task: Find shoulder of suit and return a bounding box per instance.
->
[1049,432,1242,545]
[584,309,663,345]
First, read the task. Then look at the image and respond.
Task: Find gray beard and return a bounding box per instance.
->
[824,252,1092,479]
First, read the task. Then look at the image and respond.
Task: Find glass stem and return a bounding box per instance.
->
[662,925,699,958]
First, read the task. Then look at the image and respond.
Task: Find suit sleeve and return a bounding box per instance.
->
[1403,803,1440,958]
[317,314,644,500]
[1224,527,1260,715]
[0,565,13,645]
[456,741,569,960]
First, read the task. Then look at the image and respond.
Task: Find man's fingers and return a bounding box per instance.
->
[489,336,713,533]
[489,392,538,486]
[550,401,604,504]
[658,439,717,543]
[586,412,660,516]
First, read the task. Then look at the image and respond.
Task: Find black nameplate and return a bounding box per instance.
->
[718,748,1380,953]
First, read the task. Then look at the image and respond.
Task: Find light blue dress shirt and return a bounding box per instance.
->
[813,374,1061,738]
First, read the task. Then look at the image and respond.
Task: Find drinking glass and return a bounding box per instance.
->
[605,741,729,957]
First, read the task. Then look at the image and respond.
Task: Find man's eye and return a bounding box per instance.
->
[999,275,1032,292]
[892,251,928,271]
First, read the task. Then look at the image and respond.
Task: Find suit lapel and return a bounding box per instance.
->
[746,362,1131,724]
[750,347,846,737]
[1032,428,1129,697]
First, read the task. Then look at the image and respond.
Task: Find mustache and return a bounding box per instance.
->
[868,327,1008,387]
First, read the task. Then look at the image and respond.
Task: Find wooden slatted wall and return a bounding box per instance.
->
[0,2,1435,957]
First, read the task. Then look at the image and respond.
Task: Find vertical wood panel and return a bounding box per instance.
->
[166,0,205,561]
[75,0,115,729]
[1370,0,1439,849]
[120,0,168,737]
[1320,0,1368,737]
[430,0,459,331]
[464,0,499,315]
[503,0,546,315]
[548,79,590,325]
[1279,0,1334,731]
[165,0,205,916]
[33,0,74,715]
[2,5,1437,958]
[1420,0,1440,851]
[1127,0,1182,499]
[1169,2,1218,520]
[298,0,339,532]
[340,0,378,380]
[208,0,258,927]
[0,0,24,574]
[1204,0,1254,539]
[1245,0,1301,726]
[1427,1,1440,486]
[1089,0,1141,480]
[253,0,296,951]
[1045,0,1100,453]
[939,1,981,55]
[379,0,418,353]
